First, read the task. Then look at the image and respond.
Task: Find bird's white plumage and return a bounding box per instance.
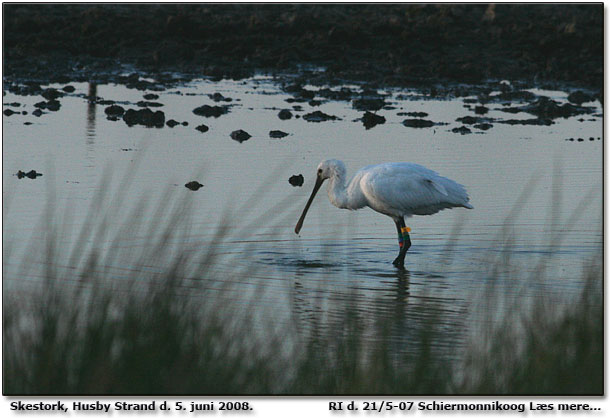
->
[318,159,472,220]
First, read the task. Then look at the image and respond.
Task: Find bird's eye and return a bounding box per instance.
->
[318,169,322,174]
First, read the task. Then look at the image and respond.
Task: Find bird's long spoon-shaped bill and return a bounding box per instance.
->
[295,176,324,234]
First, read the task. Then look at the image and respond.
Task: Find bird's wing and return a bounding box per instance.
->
[425,178,448,196]
[360,163,469,216]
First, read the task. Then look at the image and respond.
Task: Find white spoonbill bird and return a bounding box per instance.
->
[295,159,473,268]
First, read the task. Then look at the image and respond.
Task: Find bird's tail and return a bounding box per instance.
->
[463,202,474,209]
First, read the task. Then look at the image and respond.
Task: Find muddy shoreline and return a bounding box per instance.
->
[3,4,603,93]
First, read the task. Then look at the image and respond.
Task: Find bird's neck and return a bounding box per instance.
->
[327,172,349,209]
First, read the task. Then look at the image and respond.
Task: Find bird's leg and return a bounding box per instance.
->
[392,218,411,268]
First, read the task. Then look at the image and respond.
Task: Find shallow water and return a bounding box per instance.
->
[3,75,603,356]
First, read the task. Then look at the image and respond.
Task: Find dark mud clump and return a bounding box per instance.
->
[4,109,17,116]
[398,111,429,118]
[185,181,204,191]
[502,97,594,119]
[499,118,553,126]
[166,119,180,127]
[303,111,339,122]
[474,106,489,115]
[105,105,125,117]
[7,82,43,96]
[137,101,164,108]
[289,174,304,187]
[195,124,209,133]
[209,93,232,102]
[474,123,493,130]
[317,87,355,101]
[16,170,43,179]
[143,93,159,100]
[41,88,64,101]
[452,126,472,135]
[361,112,386,129]
[193,105,229,118]
[353,97,385,112]
[119,74,165,91]
[269,130,288,138]
[278,109,293,120]
[402,119,436,128]
[123,108,165,127]
[230,129,251,142]
[456,116,494,125]
[34,100,61,111]
[567,91,594,105]
[493,90,538,103]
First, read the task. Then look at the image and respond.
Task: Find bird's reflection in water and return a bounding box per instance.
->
[289,262,414,347]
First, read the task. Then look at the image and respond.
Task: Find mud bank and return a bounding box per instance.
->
[3,4,603,92]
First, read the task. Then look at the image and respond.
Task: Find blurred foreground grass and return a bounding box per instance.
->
[3,181,602,395]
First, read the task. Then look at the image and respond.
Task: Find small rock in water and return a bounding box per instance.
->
[303,110,338,122]
[62,85,75,93]
[456,116,493,125]
[507,97,593,120]
[196,124,209,133]
[269,130,288,138]
[136,101,164,108]
[397,111,428,117]
[123,108,165,128]
[34,100,61,111]
[32,109,43,117]
[474,123,493,130]
[499,118,553,126]
[209,92,232,102]
[181,121,189,126]
[289,174,304,187]
[278,109,293,120]
[3,109,16,116]
[166,119,180,128]
[105,105,125,117]
[402,118,435,128]
[16,170,43,179]
[41,88,64,101]
[230,129,251,142]
[185,181,204,191]
[352,97,385,112]
[361,111,386,129]
[143,93,159,100]
[567,91,593,105]
[474,105,489,115]
[193,104,229,117]
[452,126,472,135]
[577,138,584,142]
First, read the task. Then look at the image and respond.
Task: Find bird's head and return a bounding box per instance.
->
[295,159,345,234]
[316,159,345,181]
